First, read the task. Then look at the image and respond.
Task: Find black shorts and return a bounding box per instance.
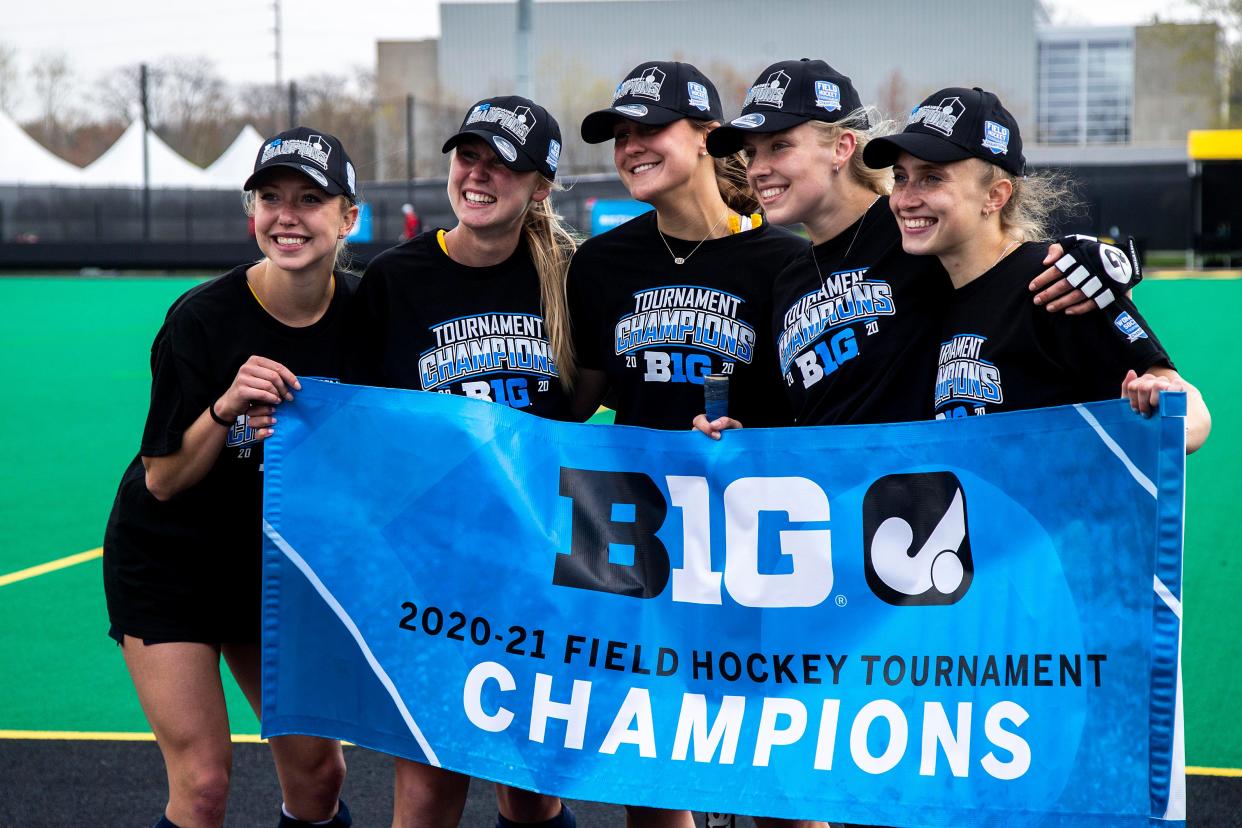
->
[107,625,229,648]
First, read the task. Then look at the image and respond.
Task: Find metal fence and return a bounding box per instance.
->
[0,164,1197,262]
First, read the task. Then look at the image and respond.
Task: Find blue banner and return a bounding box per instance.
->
[262,380,1186,827]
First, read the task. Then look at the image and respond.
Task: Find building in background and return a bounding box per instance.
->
[379,0,1041,175]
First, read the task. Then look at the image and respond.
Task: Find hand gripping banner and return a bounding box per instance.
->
[262,380,1186,827]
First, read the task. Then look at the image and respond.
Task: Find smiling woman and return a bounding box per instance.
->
[101,126,359,828]
[339,94,579,828]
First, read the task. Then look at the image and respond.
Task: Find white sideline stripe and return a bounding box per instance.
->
[1154,575,1182,620]
[263,520,440,766]
[1073,404,1157,498]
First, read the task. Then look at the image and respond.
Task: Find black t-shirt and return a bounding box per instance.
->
[933,242,1171,419]
[103,265,359,642]
[568,211,804,429]
[344,231,571,420]
[772,198,952,426]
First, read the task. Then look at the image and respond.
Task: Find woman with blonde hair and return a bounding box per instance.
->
[695,61,1108,439]
[343,95,577,828]
[103,127,359,828]
[568,60,806,429]
[865,86,1209,448]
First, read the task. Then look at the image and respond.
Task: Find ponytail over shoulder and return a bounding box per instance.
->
[521,180,580,391]
[689,121,760,215]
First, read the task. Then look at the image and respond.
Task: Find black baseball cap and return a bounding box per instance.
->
[581,61,724,144]
[707,59,867,157]
[442,96,563,180]
[244,127,356,201]
[863,86,1026,175]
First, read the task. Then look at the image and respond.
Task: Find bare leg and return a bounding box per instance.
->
[224,642,346,822]
[625,806,695,828]
[496,785,563,822]
[122,638,233,828]
[392,757,470,828]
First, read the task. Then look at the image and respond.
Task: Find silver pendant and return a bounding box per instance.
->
[674,257,685,265]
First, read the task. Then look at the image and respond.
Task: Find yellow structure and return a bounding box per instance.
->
[1188,130,1242,161]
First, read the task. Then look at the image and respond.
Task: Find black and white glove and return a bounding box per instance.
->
[1053,235,1143,310]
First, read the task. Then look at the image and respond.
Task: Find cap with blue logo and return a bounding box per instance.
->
[442,95,563,180]
[863,86,1025,175]
[707,59,867,157]
[581,61,724,144]
[244,126,357,202]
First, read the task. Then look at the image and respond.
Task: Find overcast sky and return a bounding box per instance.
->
[3,0,1209,119]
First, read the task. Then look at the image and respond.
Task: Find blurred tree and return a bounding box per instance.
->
[1190,0,1242,125]
[0,42,19,115]
[95,58,239,165]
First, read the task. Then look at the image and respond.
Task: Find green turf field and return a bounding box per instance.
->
[0,276,1238,774]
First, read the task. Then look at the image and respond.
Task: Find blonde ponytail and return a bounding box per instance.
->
[521,181,580,391]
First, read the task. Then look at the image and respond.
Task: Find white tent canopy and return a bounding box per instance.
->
[205,124,264,188]
[0,110,85,185]
[81,121,217,189]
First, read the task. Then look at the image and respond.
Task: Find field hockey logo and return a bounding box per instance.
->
[863,472,973,606]
[730,113,766,129]
[546,139,561,172]
[982,120,1010,155]
[687,81,710,112]
[467,102,536,144]
[491,135,518,163]
[261,135,331,169]
[909,97,965,136]
[744,70,791,108]
[299,165,329,188]
[1114,311,1149,343]
[615,67,666,101]
[814,80,842,112]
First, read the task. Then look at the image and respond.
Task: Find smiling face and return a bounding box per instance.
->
[889,153,993,259]
[742,122,837,227]
[612,118,708,206]
[252,168,355,274]
[447,136,548,235]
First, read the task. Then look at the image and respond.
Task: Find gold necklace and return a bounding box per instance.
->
[658,211,731,265]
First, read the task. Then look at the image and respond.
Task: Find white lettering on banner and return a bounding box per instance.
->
[982,701,1031,780]
[461,662,1032,780]
[667,475,832,607]
[530,672,591,749]
[671,694,745,763]
[463,661,515,732]
[600,687,658,757]
[920,701,971,777]
[850,699,908,774]
[667,477,720,605]
[754,697,808,767]
[724,477,832,608]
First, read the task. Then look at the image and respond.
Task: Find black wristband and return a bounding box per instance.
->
[209,402,235,428]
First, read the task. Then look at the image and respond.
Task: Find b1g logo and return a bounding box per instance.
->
[863,472,972,606]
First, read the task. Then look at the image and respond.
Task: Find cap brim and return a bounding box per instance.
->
[580,104,691,144]
[705,111,815,157]
[243,162,347,197]
[442,129,540,173]
[863,132,973,169]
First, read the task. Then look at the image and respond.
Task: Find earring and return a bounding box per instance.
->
[982,208,990,217]
[832,164,840,174]
[338,233,346,239]
[699,149,708,156]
